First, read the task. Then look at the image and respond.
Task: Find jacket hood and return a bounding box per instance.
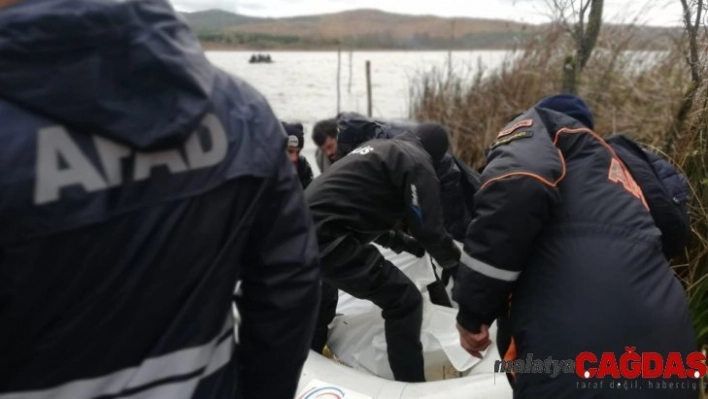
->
[0,0,215,150]
[336,112,387,157]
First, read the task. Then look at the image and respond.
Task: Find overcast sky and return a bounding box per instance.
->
[170,0,684,27]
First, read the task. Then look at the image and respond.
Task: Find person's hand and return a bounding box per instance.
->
[386,231,425,257]
[400,235,425,257]
[457,323,490,359]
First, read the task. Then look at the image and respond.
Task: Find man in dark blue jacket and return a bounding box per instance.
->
[0,1,321,398]
[453,94,697,398]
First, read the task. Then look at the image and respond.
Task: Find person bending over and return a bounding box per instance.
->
[311,118,338,174]
[453,94,697,399]
[305,125,461,382]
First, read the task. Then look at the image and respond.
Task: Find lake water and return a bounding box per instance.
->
[206,50,510,174]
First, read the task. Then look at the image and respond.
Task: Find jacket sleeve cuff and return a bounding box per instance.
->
[435,242,461,269]
[456,308,484,334]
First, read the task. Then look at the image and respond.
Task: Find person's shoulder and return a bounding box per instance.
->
[388,136,431,162]
[372,138,435,175]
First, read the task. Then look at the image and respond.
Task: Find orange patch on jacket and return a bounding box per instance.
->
[497,119,533,138]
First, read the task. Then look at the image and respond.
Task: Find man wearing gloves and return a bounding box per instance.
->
[306,123,461,383]
[453,94,697,398]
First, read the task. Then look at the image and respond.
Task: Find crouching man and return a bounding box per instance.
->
[305,125,461,382]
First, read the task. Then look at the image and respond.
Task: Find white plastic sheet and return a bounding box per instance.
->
[328,302,488,381]
[328,242,482,381]
[335,242,463,316]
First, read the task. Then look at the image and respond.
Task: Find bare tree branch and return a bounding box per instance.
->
[569,0,579,23]
[580,0,592,15]
[576,0,589,53]
[665,0,704,155]
[578,0,604,70]
[681,0,702,83]
[549,0,576,36]
[681,0,692,29]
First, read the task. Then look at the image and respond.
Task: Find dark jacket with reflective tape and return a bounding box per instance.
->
[0,1,320,399]
[305,133,461,269]
[453,108,696,398]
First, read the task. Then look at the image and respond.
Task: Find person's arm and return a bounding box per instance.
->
[403,164,460,268]
[436,152,468,241]
[237,147,321,398]
[453,113,564,335]
[453,176,558,333]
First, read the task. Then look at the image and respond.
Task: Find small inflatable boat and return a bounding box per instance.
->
[296,316,512,398]
[248,54,273,64]
[295,246,513,399]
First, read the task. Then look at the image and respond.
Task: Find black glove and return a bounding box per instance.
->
[435,244,461,271]
[377,230,425,257]
[399,234,425,257]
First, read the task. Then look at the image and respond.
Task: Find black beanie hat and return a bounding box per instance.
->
[282,122,304,149]
[535,94,595,130]
[413,123,450,166]
[336,113,385,157]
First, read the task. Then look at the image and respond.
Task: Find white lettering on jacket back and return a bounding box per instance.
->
[34,114,228,205]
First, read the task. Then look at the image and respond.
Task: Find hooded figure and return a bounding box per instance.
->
[282,121,314,189]
[453,94,697,398]
[335,112,389,158]
[305,126,461,383]
[0,1,321,399]
[536,95,692,260]
[335,113,480,242]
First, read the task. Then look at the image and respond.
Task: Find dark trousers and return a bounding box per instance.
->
[310,234,425,382]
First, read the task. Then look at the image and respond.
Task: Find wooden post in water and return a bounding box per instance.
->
[366,60,372,118]
[337,46,342,114]
[348,50,353,94]
[447,19,455,80]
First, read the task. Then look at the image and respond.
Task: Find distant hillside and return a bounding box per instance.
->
[183,9,265,32]
[183,9,533,50]
[182,9,679,50]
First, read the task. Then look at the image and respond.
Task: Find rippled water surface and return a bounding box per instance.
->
[206,50,509,173]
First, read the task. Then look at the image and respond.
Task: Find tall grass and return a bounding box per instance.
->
[410,24,708,360]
